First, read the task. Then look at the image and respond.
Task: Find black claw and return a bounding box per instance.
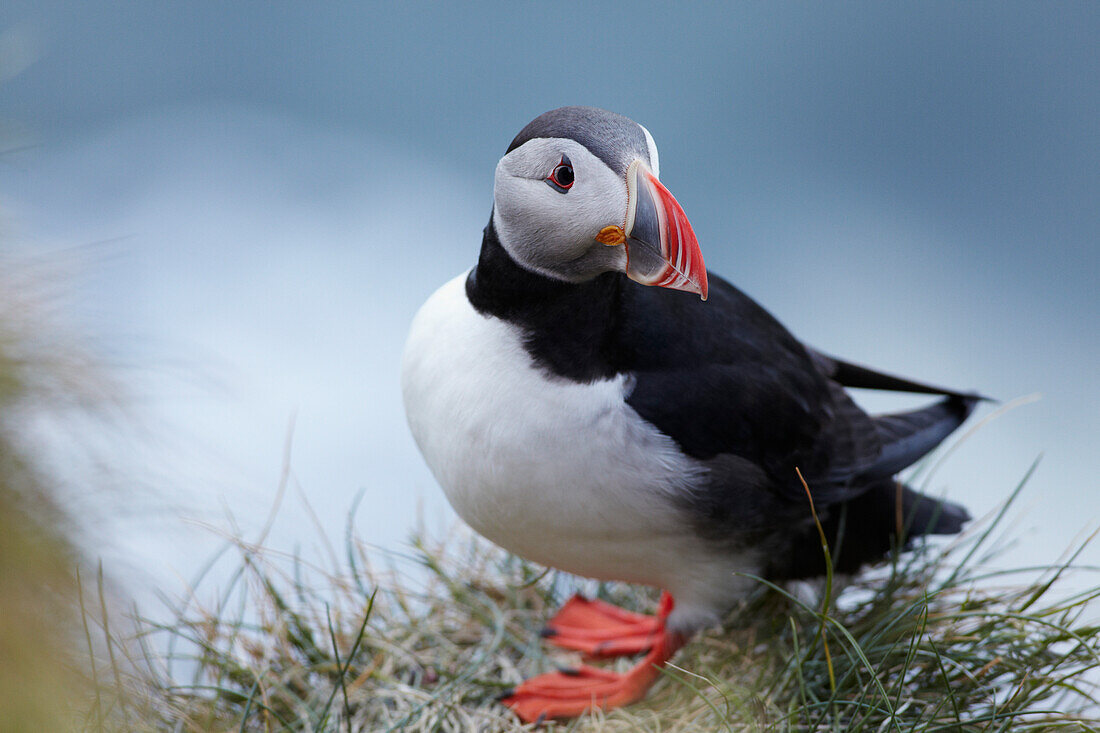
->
[535,713,548,727]
[556,665,581,676]
[539,626,558,638]
[497,687,515,701]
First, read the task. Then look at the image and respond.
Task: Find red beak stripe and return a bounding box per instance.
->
[647,171,707,299]
[623,160,708,301]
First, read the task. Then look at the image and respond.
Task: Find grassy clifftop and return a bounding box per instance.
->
[109,472,1099,732]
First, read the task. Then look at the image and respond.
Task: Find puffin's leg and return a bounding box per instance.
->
[541,593,663,658]
[501,592,687,722]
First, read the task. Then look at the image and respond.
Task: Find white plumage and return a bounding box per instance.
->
[401,273,755,631]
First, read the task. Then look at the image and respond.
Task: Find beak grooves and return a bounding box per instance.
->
[623,160,708,300]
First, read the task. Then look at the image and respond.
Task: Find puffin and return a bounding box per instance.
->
[401,106,979,722]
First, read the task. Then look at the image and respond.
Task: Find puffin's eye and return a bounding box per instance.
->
[546,155,574,193]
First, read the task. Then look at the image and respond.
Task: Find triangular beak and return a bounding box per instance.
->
[623,160,708,300]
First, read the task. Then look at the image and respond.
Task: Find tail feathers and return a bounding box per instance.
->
[895,482,971,536]
[808,348,992,403]
[768,480,970,580]
[860,394,981,480]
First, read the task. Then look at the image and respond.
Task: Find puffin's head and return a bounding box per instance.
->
[492,106,708,300]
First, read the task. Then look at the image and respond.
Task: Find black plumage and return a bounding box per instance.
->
[468,219,978,578]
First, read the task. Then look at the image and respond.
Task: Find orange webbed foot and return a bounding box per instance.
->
[502,592,684,722]
[541,594,662,657]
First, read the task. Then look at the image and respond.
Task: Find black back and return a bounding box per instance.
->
[468,220,977,510]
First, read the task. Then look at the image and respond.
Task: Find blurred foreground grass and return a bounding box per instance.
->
[1,255,1098,731]
[0,257,96,731]
[0,429,87,730]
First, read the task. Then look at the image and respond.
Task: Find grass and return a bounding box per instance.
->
[0,254,101,731]
[0,431,90,731]
[84,459,1100,732]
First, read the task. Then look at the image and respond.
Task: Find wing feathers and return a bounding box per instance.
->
[809,349,989,402]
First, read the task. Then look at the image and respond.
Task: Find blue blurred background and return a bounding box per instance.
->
[1,2,1097,607]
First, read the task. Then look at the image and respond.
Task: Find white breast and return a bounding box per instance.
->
[401,272,712,587]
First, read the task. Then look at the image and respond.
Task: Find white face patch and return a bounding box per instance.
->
[639,123,660,179]
[491,137,628,282]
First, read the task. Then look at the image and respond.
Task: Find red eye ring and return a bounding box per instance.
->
[546,155,574,192]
